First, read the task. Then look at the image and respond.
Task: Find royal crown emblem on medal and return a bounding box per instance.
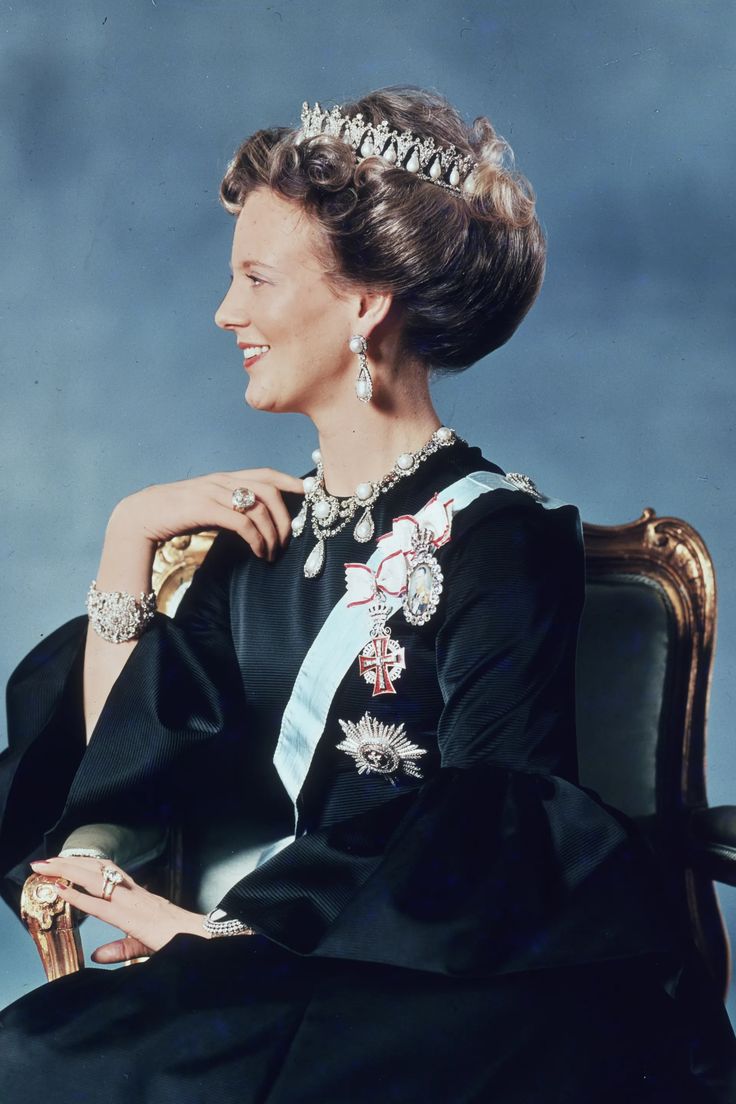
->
[336,712,427,781]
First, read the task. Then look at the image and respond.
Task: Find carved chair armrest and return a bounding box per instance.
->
[686,805,736,887]
[20,823,170,981]
[21,874,84,981]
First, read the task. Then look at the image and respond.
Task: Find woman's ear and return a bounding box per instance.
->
[356,289,394,338]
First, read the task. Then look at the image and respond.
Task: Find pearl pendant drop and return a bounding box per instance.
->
[356,375,372,402]
[304,539,326,579]
[354,508,374,543]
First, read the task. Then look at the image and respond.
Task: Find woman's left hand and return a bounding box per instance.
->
[29,856,209,963]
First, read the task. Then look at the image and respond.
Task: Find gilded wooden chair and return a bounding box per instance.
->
[576,508,734,999]
[21,511,736,1000]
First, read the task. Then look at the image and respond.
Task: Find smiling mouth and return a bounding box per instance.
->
[242,345,270,369]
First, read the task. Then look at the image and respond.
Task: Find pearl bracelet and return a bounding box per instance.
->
[86,579,156,644]
[202,908,256,938]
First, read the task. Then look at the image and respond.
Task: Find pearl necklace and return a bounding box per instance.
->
[291,426,459,579]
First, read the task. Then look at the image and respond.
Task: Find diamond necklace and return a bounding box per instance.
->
[291,425,459,579]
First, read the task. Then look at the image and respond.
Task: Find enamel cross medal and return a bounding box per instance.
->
[358,596,406,696]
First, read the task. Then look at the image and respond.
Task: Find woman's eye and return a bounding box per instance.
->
[247,274,264,287]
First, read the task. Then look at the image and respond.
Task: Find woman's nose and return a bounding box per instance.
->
[214,283,244,330]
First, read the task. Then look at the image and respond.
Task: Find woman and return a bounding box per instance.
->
[1,87,734,1102]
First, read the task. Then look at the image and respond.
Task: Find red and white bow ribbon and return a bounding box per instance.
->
[344,493,454,607]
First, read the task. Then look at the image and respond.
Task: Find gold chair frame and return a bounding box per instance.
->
[582,508,728,996]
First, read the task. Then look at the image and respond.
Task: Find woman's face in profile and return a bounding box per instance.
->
[215,187,360,417]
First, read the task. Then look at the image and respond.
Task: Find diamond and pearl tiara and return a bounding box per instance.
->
[298,102,478,195]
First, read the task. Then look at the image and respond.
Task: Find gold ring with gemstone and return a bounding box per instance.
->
[101,866,124,901]
[232,487,257,513]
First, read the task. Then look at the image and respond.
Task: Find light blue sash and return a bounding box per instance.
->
[273,471,579,827]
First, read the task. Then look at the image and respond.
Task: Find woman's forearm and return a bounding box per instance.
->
[83,506,157,743]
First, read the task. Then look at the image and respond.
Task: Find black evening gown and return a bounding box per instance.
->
[1,441,735,1103]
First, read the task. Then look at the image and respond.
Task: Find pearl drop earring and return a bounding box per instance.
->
[349,334,372,403]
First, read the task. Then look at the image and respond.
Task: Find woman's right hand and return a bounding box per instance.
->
[110,468,305,562]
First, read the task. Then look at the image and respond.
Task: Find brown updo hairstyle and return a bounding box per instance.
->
[220,86,545,373]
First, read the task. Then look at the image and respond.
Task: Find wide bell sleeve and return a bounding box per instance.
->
[0,529,247,909]
[0,615,89,910]
[216,496,682,979]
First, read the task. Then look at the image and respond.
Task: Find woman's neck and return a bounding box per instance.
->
[311,368,442,497]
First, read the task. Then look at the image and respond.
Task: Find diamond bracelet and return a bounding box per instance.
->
[86,580,157,644]
[58,847,111,860]
[202,908,256,938]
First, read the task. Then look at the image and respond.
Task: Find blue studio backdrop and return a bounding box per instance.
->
[1,0,735,1027]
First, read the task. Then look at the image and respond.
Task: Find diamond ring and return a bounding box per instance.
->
[101,866,124,902]
[232,487,257,513]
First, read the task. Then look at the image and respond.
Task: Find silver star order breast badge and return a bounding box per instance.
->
[336,712,427,782]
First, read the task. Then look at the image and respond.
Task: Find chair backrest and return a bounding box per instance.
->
[576,507,727,992]
[152,509,728,992]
